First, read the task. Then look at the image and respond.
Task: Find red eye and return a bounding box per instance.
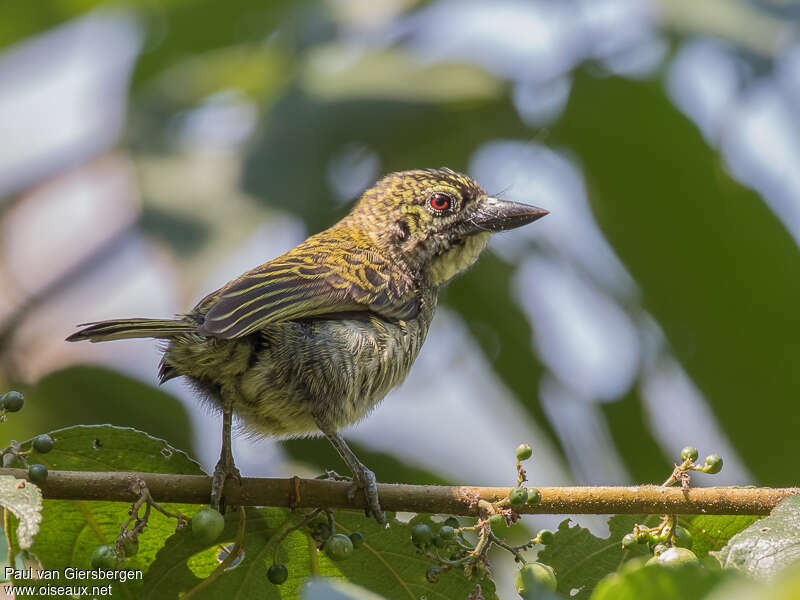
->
[428,193,452,212]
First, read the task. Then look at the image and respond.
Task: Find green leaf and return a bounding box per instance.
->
[142,507,289,599]
[536,516,649,600]
[331,512,496,600]
[552,72,800,485]
[723,565,800,600]
[22,426,204,595]
[717,494,800,578]
[9,366,196,457]
[0,476,42,549]
[143,509,495,600]
[590,563,736,600]
[19,424,203,475]
[680,514,760,558]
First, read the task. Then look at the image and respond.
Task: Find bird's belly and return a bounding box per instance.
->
[166,312,431,438]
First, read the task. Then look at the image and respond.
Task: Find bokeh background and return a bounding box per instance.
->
[1,1,800,590]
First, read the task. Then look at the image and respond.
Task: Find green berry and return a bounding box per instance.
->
[680,446,699,462]
[674,526,693,549]
[1,392,24,413]
[426,565,441,583]
[619,556,649,574]
[515,562,557,596]
[621,533,637,549]
[430,534,444,548]
[411,523,433,548]
[635,529,650,544]
[349,531,364,548]
[704,453,723,474]
[444,517,460,529]
[32,434,54,454]
[28,464,48,485]
[653,547,699,567]
[91,545,120,570]
[325,533,354,561]
[537,529,554,545]
[488,514,505,528]
[439,525,455,541]
[488,514,510,537]
[267,563,288,585]
[516,444,533,461]
[121,533,138,558]
[191,507,225,544]
[526,487,541,506]
[652,543,667,556]
[509,487,528,507]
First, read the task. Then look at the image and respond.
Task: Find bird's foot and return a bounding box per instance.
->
[347,464,385,525]
[210,455,241,513]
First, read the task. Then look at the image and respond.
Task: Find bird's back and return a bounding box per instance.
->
[190,225,423,339]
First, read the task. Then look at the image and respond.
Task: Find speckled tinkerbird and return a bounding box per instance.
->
[67,168,547,522]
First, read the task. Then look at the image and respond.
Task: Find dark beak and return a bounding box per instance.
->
[467,197,549,233]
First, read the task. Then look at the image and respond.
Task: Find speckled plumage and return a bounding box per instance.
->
[68,168,547,516]
[70,169,495,436]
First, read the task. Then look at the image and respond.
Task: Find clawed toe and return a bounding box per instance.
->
[353,466,385,525]
[318,429,385,524]
[346,480,359,502]
[210,460,241,511]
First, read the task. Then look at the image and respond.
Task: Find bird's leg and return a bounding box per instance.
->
[321,429,385,525]
[210,397,241,512]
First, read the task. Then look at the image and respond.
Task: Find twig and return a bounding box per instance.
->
[1,468,795,516]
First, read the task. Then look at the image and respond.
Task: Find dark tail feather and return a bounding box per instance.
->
[66,318,196,342]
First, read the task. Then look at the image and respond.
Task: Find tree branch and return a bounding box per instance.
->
[2,468,796,516]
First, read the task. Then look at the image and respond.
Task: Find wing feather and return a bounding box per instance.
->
[198,243,419,338]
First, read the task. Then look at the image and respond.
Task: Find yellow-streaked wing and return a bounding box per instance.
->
[197,246,419,339]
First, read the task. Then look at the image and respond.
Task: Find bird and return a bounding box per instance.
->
[67,168,548,522]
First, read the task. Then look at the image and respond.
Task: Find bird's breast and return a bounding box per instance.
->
[231,302,435,436]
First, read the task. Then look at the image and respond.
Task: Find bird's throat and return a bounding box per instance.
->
[427,233,490,286]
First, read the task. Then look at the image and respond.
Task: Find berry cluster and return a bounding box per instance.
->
[0,391,54,486]
[267,510,366,585]
[91,478,193,570]
[411,443,558,593]
[620,445,725,567]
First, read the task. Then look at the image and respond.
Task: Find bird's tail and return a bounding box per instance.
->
[66,318,196,343]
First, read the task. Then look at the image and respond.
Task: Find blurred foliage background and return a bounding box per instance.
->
[1,0,800,562]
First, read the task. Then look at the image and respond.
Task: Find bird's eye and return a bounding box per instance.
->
[428,192,453,213]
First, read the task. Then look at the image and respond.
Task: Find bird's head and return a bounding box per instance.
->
[346,168,548,285]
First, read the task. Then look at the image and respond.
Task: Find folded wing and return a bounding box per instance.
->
[198,244,419,338]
